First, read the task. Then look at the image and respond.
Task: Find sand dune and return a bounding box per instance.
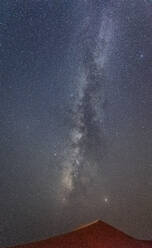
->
[9,220,152,248]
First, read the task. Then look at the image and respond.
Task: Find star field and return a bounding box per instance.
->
[0,0,152,246]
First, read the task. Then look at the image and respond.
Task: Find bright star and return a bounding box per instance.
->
[104,197,109,203]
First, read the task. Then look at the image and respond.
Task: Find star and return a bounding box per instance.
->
[139,53,144,59]
[104,197,109,203]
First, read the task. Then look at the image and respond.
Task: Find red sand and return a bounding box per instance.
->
[9,220,152,248]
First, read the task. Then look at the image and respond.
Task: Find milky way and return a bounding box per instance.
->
[60,6,116,202]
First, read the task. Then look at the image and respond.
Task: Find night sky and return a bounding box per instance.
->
[0,0,152,246]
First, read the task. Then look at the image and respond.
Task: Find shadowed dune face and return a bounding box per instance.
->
[11,221,152,248]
